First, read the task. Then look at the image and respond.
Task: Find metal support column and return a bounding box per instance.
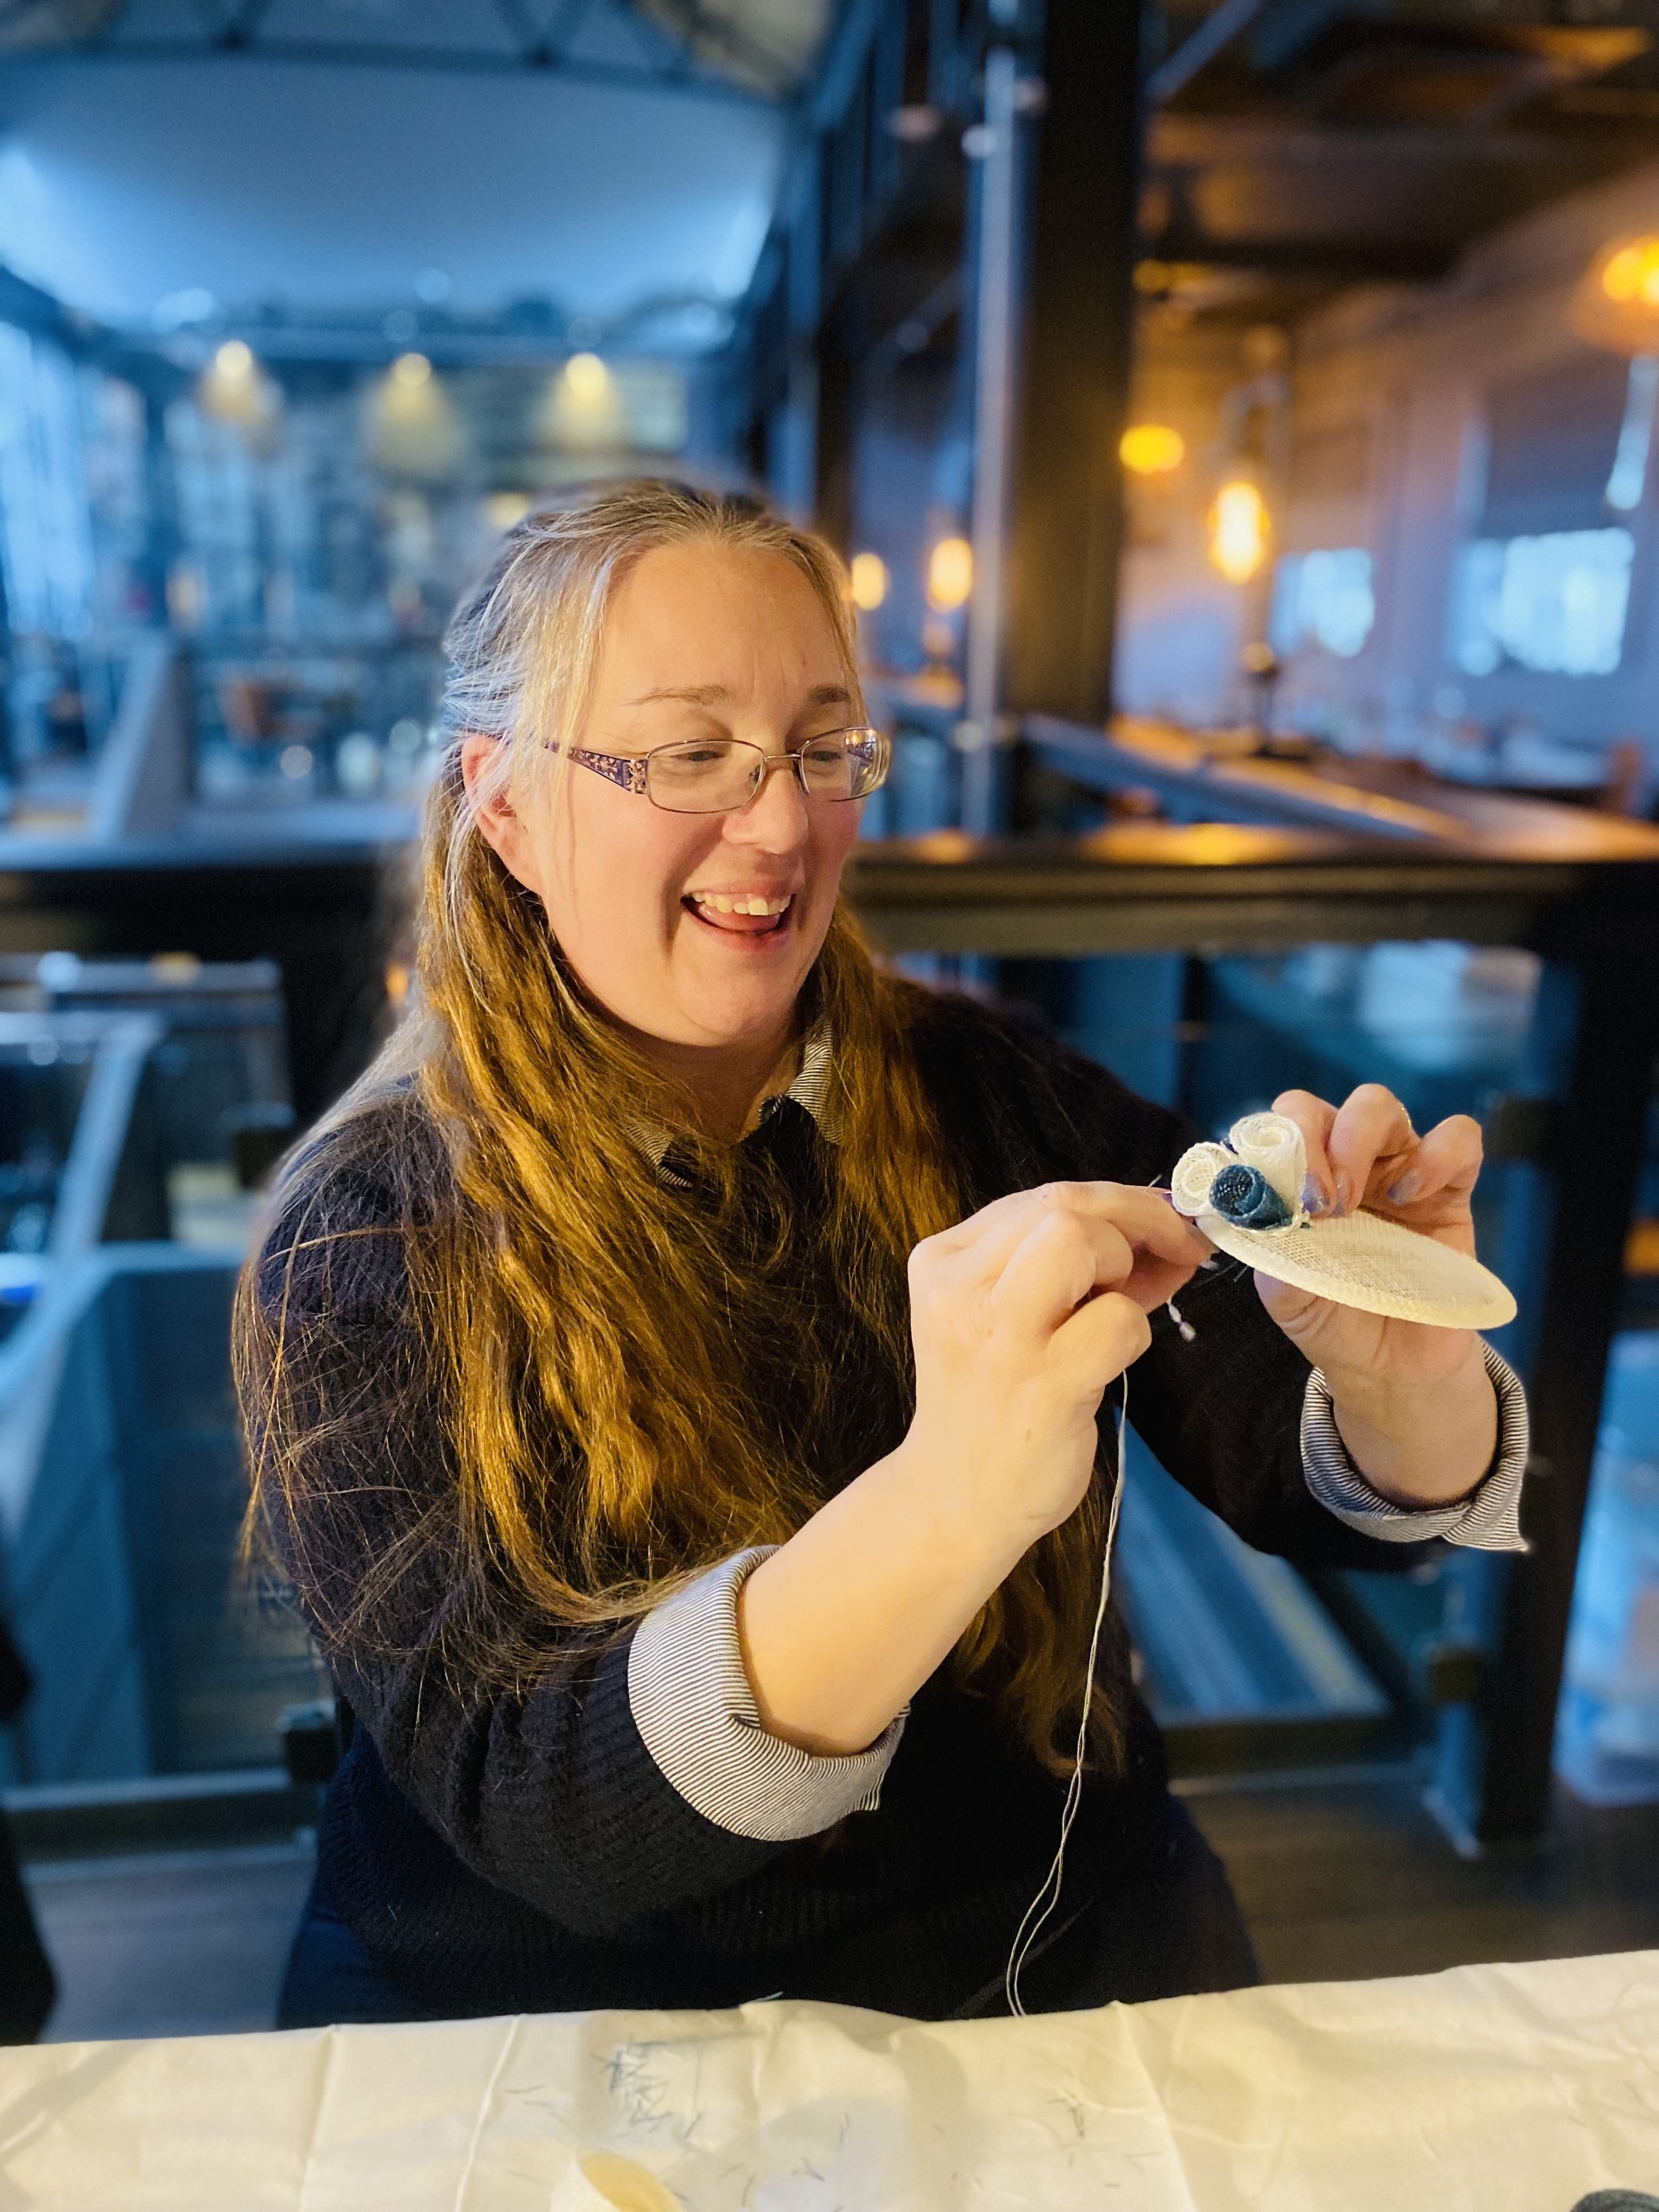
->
[1003,0,1143,721]
[1476,939,1659,1842]
[774,171,826,527]
[960,45,1022,836]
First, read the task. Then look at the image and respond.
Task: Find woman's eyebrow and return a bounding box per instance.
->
[623,682,855,709]
[626,683,731,707]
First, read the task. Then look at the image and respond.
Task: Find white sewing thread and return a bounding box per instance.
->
[1003,1367,1129,2018]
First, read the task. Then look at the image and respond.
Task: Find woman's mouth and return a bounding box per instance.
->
[682,890,796,938]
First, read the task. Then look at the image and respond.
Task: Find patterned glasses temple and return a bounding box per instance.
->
[563,729,887,804]
[570,748,650,795]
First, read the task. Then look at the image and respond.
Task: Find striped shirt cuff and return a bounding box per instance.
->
[1301,1339,1529,1552]
[626,1546,905,1842]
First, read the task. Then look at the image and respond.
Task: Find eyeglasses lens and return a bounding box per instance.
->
[646,732,885,814]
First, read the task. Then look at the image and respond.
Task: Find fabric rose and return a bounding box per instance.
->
[1171,1142,1234,1218]
[1208,1161,1293,1230]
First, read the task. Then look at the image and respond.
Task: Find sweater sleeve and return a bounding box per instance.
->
[246,1137,877,1944]
[628,1548,904,1839]
[1301,1341,1528,1551]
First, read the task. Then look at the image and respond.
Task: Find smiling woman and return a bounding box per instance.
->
[449,495,893,1138]
[460,568,883,1114]
[236,480,1527,2033]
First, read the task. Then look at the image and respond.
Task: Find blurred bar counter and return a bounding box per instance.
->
[1025,714,1659,855]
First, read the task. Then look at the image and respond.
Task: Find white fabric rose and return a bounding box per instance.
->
[1171,1141,1234,1218]
[1228,1112,1307,1213]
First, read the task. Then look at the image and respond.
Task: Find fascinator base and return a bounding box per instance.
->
[1199,1207,1518,1331]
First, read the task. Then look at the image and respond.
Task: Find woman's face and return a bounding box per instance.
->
[465,541,866,1055]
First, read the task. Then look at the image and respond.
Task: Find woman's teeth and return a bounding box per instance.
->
[688,893,792,915]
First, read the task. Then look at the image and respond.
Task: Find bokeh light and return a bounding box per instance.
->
[1209,480,1269,584]
[849,552,888,610]
[1602,240,1659,306]
[926,536,973,611]
[1120,423,1185,474]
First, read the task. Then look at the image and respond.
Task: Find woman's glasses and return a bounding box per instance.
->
[568,726,891,816]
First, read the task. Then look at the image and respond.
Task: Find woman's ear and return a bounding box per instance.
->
[460,732,543,897]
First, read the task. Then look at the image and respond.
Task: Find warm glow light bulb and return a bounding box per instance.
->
[849,552,888,611]
[1605,247,1639,301]
[1209,479,1269,585]
[392,352,432,388]
[1120,423,1185,475]
[1572,234,1659,356]
[926,536,973,611]
[565,352,611,405]
[1602,242,1659,305]
[200,338,276,429]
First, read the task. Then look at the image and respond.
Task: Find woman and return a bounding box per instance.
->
[241,480,1527,2028]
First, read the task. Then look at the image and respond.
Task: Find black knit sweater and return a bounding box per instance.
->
[253,990,1424,2021]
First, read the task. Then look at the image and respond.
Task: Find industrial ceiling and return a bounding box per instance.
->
[1141,0,1659,316]
[0,0,831,98]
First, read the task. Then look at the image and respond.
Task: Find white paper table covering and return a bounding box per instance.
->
[1,1949,1656,2210]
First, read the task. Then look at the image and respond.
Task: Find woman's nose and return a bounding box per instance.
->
[728,755,810,846]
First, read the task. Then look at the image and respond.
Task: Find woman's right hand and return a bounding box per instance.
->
[902,1184,1209,1548]
[739,1183,1208,1757]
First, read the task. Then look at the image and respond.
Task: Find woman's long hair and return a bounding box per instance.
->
[236,480,1118,1776]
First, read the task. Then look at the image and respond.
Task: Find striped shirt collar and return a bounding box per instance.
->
[638,1019,837,1182]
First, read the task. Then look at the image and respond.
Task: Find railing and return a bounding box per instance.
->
[845,716,1659,1846]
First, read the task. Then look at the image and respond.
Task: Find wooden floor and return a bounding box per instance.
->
[25,1842,314,2042]
[15,1771,1659,2041]
[1185,1768,1659,1987]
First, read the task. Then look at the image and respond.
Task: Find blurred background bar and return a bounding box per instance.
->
[2,0,1659,2037]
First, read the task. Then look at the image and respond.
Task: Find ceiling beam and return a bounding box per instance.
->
[1145,0,1265,104]
[0,27,776,102]
[1148,110,1612,167]
[1141,226,1459,281]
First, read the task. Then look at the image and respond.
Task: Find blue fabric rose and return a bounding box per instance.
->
[1208,1162,1291,1230]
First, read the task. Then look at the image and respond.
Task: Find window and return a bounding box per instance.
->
[0,321,98,642]
[1274,415,1380,659]
[1269,548,1375,658]
[1448,354,1646,678]
[1450,528,1633,678]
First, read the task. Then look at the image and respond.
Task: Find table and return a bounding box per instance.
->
[2,1949,1656,2209]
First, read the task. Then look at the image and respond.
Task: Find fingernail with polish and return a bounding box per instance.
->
[1301,1174,1328,1217]
[1388,1171,1420,1205]
[1333,1173,1352,1216]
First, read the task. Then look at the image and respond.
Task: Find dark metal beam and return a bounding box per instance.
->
[0,262,102,357]
[1148,111,1619,167]
[0,845,405,1120]
[1141,227,1460,282]
[1002,0,1143,722]
[1145,0,1265,104]
[0,25,775,104]
[1477,942,1659,1844]
[723,0,991,518]
[840,818,1657,958]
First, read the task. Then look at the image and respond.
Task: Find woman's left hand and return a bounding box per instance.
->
[1256,1082,1481,1386]
[1254,1084,1498,1505]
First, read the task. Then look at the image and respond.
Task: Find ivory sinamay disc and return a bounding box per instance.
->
[1198,1207,1518,1330]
